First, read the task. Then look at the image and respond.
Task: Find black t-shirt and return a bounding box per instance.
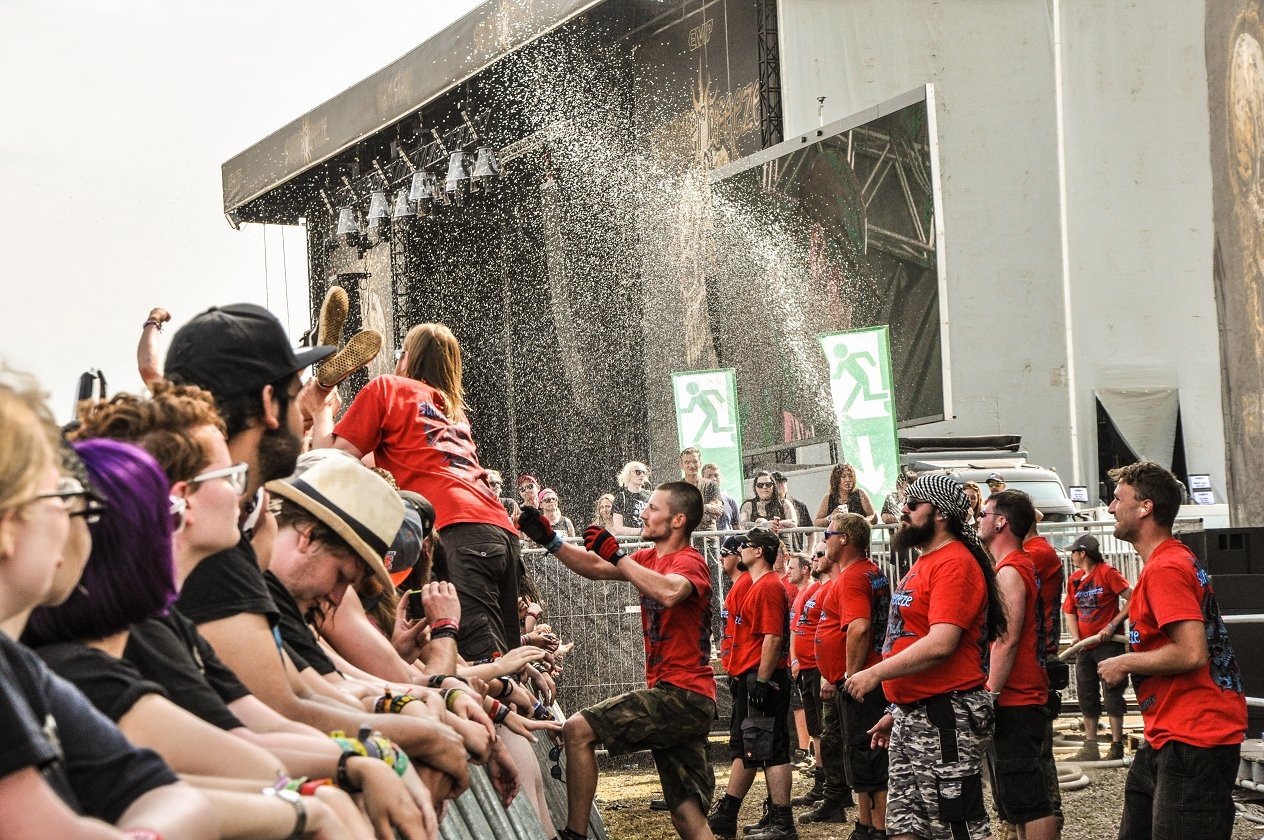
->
[616,487,651,530]
[176,533,279,627]
[125,609,248,731]
[35,641,168,723]
[0,632,176,822]
[264,571,339,676]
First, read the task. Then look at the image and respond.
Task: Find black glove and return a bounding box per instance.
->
[748,678,779,713]
[583,524,625,565]
[517,507,559,551]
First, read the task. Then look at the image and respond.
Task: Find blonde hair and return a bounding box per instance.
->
[617,461,649,488]
[0,363,59,513]
[402,323,465,422]
[828,510,871,546]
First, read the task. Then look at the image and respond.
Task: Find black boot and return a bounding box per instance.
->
[846,822,874,839]
[746,804,798,840]
[708,793,743,840]
[742,797,771,834]
[798,797,847,825]
[791,768,824,806]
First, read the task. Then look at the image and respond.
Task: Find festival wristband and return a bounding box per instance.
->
[443,688,467,711]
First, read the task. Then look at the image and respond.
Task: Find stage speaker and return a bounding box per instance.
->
[1197,527,1264,575]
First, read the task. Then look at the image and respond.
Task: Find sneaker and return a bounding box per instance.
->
[798,798,847,825]
[1071,740,1100,762]
[317,329,383,387]
[1106,741,1124,761]
[316,286,349,348]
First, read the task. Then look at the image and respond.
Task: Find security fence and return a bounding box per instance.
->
[526,519,1206,717]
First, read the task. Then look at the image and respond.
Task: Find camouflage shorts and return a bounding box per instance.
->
[582,683,717,812]
[887,689,995,840]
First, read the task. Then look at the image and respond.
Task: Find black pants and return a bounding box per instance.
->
[437,522,521,661]
[1119,740,1239,840]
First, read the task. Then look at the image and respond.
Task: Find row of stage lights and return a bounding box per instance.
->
[329,145,503,242]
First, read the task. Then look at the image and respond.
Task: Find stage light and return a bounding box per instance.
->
[391,190,415,219]
[335,206,360,237]
[408,170,435,204]
[445,151,469,196]
[366,190,390,233]
[471,146,501,185]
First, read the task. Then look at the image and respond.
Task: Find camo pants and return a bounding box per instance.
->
[887,689,994,840]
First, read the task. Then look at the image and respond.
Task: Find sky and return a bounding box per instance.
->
[0,0,484,421]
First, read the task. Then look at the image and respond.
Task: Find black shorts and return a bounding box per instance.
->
[1074,641,1127,718]
[1120,740,1239,840]
[728,670,792,769]
[436,522,520,662]
[992,704,1053,825]
[582,683,717,812]
[840,684,889,792]
[799,669,822,737]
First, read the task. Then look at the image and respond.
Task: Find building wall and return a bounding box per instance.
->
[777,0,1227,500]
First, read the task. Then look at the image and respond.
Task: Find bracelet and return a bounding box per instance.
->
[335,750,363,794]
[262,788,307,839]
[443,688,467,711]
[496,677,516,698]
[429,626,458,641]
[493,702,512,724]
[526,608,542,620]
[545,533,564,554]
[143,319,163,332]
[299,778,332,796]
[430,618,459,633]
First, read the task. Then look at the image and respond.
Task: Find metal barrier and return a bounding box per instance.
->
[525,519,1206,718]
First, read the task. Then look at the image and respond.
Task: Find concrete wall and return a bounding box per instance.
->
[776,0,1226,498]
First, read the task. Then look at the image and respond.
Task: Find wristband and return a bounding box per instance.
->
[299,778,332,796]
[262,788,307,839]
[335,750,363,793]
[123,831,164,840]
[427,674,461,688]
[494,703,512,724]
[429,626,458,641]
[430,618,459,633]
[545,533,564,554]
[443,688,467,711]
[143,319,163,332]
[526,608,542,620]
[496,677,516,698]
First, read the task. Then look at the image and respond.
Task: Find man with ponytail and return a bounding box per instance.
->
[843,474,1003,840]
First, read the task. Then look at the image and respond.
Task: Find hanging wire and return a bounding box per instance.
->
[280,226,292,336]
[262,223,271,310]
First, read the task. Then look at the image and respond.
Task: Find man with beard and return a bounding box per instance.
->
[1022,520,1066,833]
[518,483,717,840]
[977,491,1056,840]
[1098,462,1245,839]
[844,474,1005,840]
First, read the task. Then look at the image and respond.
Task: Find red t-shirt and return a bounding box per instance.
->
[781,576,800,604]
[813,579,844,683]
[729,571,790,677]
[1128,539,1245,749]
[630,546,716,701]
[837,559,891,676]
[882,541,988,705]
[993,550,1049,707]
[719,573,752,674]
[1062,563,1130,637]
[791,580,821,671]
[1024,536,1064,658]
[333,376,512,532]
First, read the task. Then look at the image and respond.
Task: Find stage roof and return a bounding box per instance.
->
[221,0,602,222]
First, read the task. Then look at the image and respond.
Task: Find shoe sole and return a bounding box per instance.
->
[317,286,349,347]
[317,330,383,387]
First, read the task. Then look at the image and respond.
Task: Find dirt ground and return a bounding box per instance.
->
[594,752,1264,839]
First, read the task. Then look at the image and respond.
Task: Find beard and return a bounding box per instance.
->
[892,517,937,553]
[257,425,303,483]
[1113,519,1138,544]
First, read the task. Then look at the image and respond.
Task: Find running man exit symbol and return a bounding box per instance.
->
[826,333,890,420]
[682,381,735,443]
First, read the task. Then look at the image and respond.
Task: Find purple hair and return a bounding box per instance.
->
[23,438,177,645]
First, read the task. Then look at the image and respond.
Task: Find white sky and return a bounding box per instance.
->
[0,0,484,421]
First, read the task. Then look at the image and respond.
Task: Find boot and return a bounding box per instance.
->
[791,768,824,806]
[847,823,874,840]
[708,794,743,840]
[798,798,847,825]
[746,804,798,840]
[1106,740,1125,761]
[1070,740,1100,762]
[742,798,771,834]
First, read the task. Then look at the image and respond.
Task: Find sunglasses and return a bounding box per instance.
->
[813,550,826,558]
[489,480,503,487]
[755,481,774,489]
[822,529,844,539]
[169,495,188,533]
[633,468,648,476]
[905,499,929,511]
[190,462,249,496]
[549,744,564,781]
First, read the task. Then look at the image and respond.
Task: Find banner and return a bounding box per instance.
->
[671,368,745,503]
[819,326,900,504]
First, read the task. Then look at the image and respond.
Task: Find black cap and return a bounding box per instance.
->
[165,303,334,398]
[743,526,782,552]
[771,471,787,482]
[720,535,743,556]
[1066,534,1100,553]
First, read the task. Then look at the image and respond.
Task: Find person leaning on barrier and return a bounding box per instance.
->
[518,482,717,840]
[843,474,1005,840]
[1097,461,1246,840]
[612,460,652,535]
[1061,533,1131,762]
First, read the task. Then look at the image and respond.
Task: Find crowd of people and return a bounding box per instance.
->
[0,296,1250,840]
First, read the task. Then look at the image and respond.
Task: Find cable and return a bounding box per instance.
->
[281,225,291,336]
[262,224,271,310]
